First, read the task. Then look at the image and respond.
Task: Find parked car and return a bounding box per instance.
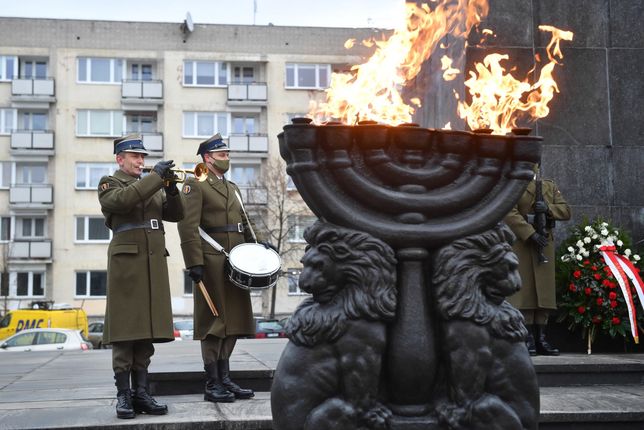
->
[173,320,194,340]
[255,319,287,339]
[87,321,107,349]
[0,328,93,352]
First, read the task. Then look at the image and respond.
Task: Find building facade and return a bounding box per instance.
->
[0,17,381,318]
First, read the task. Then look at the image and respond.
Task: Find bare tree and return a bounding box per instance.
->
[0,242,11,316]
[250,157,312,318]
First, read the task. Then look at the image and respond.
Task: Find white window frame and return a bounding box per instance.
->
[75,270,107,298]
[0,161,12,189]
[75,216,112,243]
[287,268,308,295]
[77,57,124,84]
[10,271,45,298]
[182,111,230,138]
[183,60,229,87]
[230,162,260,187]
[76,110,124,137]
[20,111,48,131]
[128,62,154,81]
[20,59,48,79]
[15,217,46,240]
[285,63,331,89]
[75,162,116,190]
[0,55,18,81]
[0,216,11,242]
[287,215,317,243]
[0,108,17,135]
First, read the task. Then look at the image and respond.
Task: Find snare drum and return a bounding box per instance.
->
[226,243,281,291]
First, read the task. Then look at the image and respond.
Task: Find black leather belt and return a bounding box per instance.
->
[203,223,244,234]
[112,219,163,234]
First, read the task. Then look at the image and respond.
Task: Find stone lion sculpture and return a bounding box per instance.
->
[271,221,397,430]
[432,223,539,430]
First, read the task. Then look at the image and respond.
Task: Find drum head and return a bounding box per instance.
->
[228,243,281,275]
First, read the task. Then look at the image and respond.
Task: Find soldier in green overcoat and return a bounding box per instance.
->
[504,170,571,356]
[98,134,184,418]
[178,134,256,403]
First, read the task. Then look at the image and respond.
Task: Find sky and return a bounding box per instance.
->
[1,0,407,28]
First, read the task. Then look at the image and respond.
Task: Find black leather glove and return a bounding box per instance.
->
[152,160,175,180]
[534,201,549,213]
[164,183,179,195]
[259,241,278,253]
[529,232,549,248]
[188,265,204,283]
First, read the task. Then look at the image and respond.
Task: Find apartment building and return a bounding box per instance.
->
[0,17,381,318]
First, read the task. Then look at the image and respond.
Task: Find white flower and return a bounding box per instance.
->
[601,229,609,236]
[582,251,589,257]
[592,234,598,240]
[567,246,575,253]
[584,226,592,232]
[614,230,619,235]
[584,237,591,244]
[576,240,584,248]
[601,222,608,227]
[634,255,641,262]
[617,240,623,247]
[624,249,632,257]
[561,255,570,262]
[576,255,583,261]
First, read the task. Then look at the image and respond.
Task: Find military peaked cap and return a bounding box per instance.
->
[196,133,229,156]
[114,133,149,155]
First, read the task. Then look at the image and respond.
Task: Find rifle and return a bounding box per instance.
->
[533,170,549,264]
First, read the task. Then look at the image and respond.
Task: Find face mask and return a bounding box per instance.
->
[211,159,230,173]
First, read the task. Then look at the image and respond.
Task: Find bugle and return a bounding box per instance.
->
[142,162,208,183]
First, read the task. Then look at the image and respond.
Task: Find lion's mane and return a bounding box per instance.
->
[287,221,397,347]
[432,223,527,342]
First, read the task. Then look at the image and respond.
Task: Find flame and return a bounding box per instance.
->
[310,0,489,125]
[441,55,460,81]
[457,25,573,134]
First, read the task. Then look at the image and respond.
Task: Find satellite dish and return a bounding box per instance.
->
[182,12,194,34]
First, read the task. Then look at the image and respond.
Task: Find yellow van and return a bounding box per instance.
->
[0,306,88,340]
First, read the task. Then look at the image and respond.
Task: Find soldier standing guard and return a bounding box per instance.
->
[504,166,571,356]
[98,134,185,419]
[178,133,256,403]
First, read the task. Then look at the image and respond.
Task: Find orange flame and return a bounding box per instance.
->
[310,0,489,125]
[457,25,573,134]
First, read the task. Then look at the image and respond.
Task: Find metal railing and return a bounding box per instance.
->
[227,82,267,101]
[121,80,163,99]
[228,134,269,152]
[11,77,55,96]
[9,184,54,205]
[8,240,53,260]
[10,130,55,150]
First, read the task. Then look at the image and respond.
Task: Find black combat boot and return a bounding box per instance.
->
[131,369,168,415]
[218,359,255,399]
[204,361,235,403]
[114,371,135,419]
[535,325,560,356]
[525,329,537,356]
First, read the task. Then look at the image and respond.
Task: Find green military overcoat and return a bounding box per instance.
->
[177,172,255,340]
[98,170,184,344]
[504,179,571,310]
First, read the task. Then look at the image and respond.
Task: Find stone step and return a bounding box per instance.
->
[2,386,643,430]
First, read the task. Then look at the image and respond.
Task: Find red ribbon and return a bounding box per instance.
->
[599,245,644,344]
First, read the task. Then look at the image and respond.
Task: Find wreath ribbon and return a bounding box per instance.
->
[599,245,644,343]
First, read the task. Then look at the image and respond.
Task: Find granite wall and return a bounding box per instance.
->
[414,0,644,247]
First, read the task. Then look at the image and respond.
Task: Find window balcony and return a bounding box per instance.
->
[228,134,269,153]
[9,184,54,209]
[141,133,163,154]
[8,240,53,261]
[121,80,163,111]
[239,186,268,205]
[227,83,268,106]
[10,130,55,156]
[10,78,56,108]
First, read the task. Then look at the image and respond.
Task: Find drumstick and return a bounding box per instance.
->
[197,281,219,317]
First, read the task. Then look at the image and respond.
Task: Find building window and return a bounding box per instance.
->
[287,215,317,243]
[183,112,229,138]
[286,175,297,191]
[183,270,193,296]
[0,55,18,81]
[129,62,153,81]
[232,66,255,84]
[15,162,47,184]
[15,217,45,239]
[20,111,47,131]
[76,163,116,189]
[125,113,156,133]
[183,61,228,87]
[77,57,124,84]
[230,163,259,187]
[287,268,307,295]
[75,216,111,242]
[285,63,331,89]
[20,60,47,79]
[0,217,11,241]
[232,115,256,134]
[11,272,45,297]
[75,271,107,297]
[76,110,124,137]
[0,108,17,135]
[0,162,11,189]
